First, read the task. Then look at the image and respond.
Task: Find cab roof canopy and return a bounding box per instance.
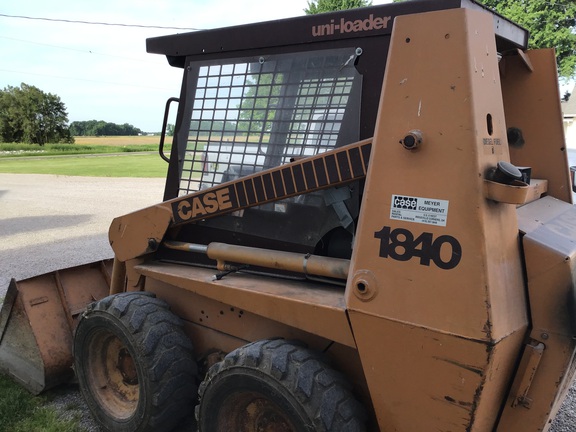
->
[146,0,528,68]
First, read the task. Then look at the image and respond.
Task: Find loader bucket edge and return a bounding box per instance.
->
[0,260,112,394]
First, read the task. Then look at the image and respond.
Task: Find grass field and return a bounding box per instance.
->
[0,136,171,158]
[0,136,174,177]
[0,153,169,177]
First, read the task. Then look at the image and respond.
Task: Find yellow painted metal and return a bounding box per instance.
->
[483,179,529,204]
[498,197,576,431]
[0,261,111,394]
[345,9,528,430]
[501,49,572,204]
[164,240,350,280]
[134,261,356,348]
[109,257,126,295]
[109,204,173,263]
[108,139,372,263]
[510,342,545,409]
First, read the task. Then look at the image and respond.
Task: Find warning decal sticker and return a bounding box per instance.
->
[390,195,449,227]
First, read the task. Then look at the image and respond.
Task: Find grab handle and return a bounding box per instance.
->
[158,97,179,163]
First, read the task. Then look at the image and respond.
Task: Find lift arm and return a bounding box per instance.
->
[109,138,372,263]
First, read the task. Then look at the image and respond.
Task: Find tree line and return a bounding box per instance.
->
[0,83,145,145]
[0,83,73,145]
[69,120,143,137]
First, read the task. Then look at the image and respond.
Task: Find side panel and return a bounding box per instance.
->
[348,312,525,431]
[134,261,356,348]
[346,9,528,431]
[498,197,576,431]
[145,278,334,354]
[501,49,572,204]
[144,277,378,429]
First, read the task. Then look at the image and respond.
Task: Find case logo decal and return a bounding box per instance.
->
[391,194,449,227]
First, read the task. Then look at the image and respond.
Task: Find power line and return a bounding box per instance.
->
[0,68,176,91]
[0,36,160,64]
[0,13,201,31]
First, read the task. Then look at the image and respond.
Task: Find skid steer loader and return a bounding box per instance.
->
[1,0,575,431]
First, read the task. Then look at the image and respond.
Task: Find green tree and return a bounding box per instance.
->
[0,83,73,145]
[166,123,175,136]
[304,0,372,15]
[69,120,143,136]
[237,73,282,134]
[393,0,576,79]
[481,0,575,78]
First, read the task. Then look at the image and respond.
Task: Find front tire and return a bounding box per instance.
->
[74,292,198,432]
[196,339,366,432]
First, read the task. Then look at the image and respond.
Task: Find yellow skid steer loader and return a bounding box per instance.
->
[1,1,576,431]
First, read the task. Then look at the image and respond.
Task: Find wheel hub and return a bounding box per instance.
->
[225,393,296,432]
[87,331,139,420]
[118,347,138,385]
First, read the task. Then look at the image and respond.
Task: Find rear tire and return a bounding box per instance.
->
[196,339,366,432]
[74,292,198,432]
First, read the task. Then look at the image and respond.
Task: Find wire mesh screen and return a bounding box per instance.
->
[179,48,361,195]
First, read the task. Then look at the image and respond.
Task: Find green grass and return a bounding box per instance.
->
[0,375,81,432]
[0,136,178,177]
[0,153,169,177]
[0,142,168,158]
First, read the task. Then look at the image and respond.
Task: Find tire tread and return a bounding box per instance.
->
[197,339,366,432]
[75,292,198,432]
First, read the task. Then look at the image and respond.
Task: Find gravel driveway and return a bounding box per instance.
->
[0,173,575,431]
[0,173,167,431]
[0,173,165,296]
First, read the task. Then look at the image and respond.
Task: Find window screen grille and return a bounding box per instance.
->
[179,48,361,196]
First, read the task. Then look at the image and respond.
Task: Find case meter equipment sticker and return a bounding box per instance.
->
[390,195,449,227]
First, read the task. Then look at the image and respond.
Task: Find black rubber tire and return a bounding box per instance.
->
[73,292,198,432]
[196,339,366,432]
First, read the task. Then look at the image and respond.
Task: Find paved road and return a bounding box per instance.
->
[0,174,165,297]
[0,173,575,431]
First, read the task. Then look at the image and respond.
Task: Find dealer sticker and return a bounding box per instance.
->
[390,195,449,227]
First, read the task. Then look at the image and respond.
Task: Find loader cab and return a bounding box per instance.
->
[147,0,528,264]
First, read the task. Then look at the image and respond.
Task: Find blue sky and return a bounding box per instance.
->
[0,1,391,132]
[1,1,571,133]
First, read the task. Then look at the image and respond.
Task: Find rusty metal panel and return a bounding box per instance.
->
[0,261,111,394]
[348,311,526,431]
[147,278,333,353]
[135,261,356,348]
[498,197,576,431]
[0,281,46,394]
[501,49,572,204]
